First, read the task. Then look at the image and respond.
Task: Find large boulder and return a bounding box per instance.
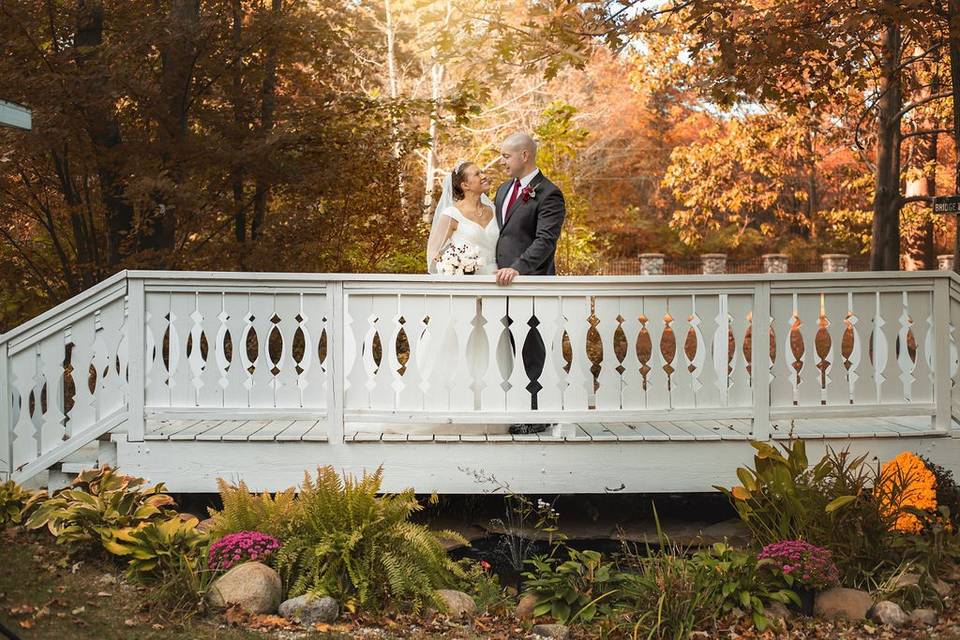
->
[531,623,570,639]
[814,587,873,621]
[435,589,476,619]
[279,594,338,624]
[206,562,282,614]
[869,600,909,627]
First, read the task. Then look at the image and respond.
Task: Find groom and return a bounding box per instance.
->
[493,133,566,434]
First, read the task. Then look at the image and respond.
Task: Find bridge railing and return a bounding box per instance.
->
[4,270,959,482]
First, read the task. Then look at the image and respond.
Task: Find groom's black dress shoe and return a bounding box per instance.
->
[508,423,551,435]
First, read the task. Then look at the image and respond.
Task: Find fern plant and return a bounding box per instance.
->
[275,466,466,610]
[206,478,299,541]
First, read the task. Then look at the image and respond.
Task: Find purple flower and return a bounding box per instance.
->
[208,531,282,571]
[759,540,839,590]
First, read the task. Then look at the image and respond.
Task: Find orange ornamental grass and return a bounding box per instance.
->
[878,451,938,534]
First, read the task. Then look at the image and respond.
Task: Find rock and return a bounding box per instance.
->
[814,587,873,621]
[944,564,960,583]
[869,600,909,627]
[196,517,216,533]
[531,623,570,639]
[894,573,920,589]
[909,608,938,626]
[434,589,476,619]
[206,562,282,614]
[278,594,339,625]
[764,602,792,622]
[516,593,539,620]
[932,577,952,598]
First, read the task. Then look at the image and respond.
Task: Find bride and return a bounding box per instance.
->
[426,161,498,274]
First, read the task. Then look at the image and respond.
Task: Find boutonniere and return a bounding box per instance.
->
[520,183,537,203]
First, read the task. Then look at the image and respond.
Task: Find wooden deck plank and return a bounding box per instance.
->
[195,420,248,441]
[580,422,618,441]
[623,421,671,441]
[277,420,324,441]
[649,420,695,441]
[301,421,330,442]
[668,420,723,441]
[250,420,297,441]
[221,420,270,441]
[145,419,201,440]
[600,422,645,441]
[169,420,228,441]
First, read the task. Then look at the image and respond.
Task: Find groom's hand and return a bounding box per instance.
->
[495,267,519,286]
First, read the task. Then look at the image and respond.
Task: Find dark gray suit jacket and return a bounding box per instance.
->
[494,172,565,275]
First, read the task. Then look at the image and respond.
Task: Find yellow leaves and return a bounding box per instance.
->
[731,485,752,501]
[878,451,938,534]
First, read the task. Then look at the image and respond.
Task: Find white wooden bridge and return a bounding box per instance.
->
[3,270,960,493]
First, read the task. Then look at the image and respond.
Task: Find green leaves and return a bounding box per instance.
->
[521,548,621,625]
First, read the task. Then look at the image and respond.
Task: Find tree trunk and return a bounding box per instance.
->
[384,0,406,214]
[251,0,281,242]
[231,0,247,257]
[871,8,903,271]
[948,0,960,273]
[74,0,133,268]
[142,0,199,263]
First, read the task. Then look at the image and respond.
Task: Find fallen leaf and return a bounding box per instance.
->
[96,591,111,597]
[124,619,137,627]
[18,619,35,629]
[152,623,164,630]
[71,606,84,615]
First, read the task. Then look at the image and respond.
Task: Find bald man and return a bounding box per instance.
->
[493,133,566,434]
[493,133,566,284]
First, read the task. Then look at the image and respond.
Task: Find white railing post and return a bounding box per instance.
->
[752,281,771,440]
[327,281,345,443]
[126,276,145,442]
[933,276,951,432]
[0,341,9,480]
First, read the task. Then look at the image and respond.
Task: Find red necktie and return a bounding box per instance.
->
[504,179,521,221]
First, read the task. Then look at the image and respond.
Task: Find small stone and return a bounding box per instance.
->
[765,602,792,622]
[894,573,920,589]
[516,593,538,621]
[206,562,282,614]
[869,600,909,627]
[434,589,476,619]
[196,517,217,533]
[531,623,570,639]
[932,577,952,598]
[278,594,339,625]
[910,608,938,626]
[814,587,873,621]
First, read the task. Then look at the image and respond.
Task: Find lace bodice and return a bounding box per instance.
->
[442,205,498,274]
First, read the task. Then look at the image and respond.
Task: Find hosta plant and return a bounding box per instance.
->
[0,480,44,526]
[25,465,175,550]
[522,548,620,625]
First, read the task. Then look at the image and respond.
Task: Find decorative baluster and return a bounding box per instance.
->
[247,293,275,408]
[168,292,194,407]
[195,293,224,408]
[769,293,793,408]
[448,295,475,411]
[221,293,250,408]
[96,299,127,419]
[877,292,901,403]
[298,292,329,409]
[694,294,720,408]
[618,297,644,410]
[906,291,934,403]
[10,346,39,470]
[666,296,693,409]
[274,294,301,408]
[38,332,66,452]
[795,294,822,406]
[394,294,424,411]
[67,314,97,428]
[368,294,398,411]
[504,296,534,413]
[144,292,170,408]
[420,294,451,411]
[560,296,591,410]
[849,292,876,405]
[479,295,508,412]
[644,297,669,410]
[823,293,851,406]
[533,296,563,412]
[594,297,621,410]
[728,294,753,407]
[342,292,361,410]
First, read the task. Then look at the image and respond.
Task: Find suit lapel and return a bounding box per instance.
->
[495,181,508,229]
[502,173,546,230]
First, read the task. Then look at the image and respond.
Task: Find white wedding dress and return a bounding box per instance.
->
[436,205,499,275]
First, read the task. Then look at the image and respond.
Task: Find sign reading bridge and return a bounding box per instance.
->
[933,195,960,214]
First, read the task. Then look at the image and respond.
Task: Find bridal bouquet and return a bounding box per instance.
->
[436,241,485,275]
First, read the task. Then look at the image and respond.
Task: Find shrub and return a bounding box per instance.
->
[25,466,175,551]
[878,452,938,534]
[206,479,299,541]
[757,540,840,590]
[105,515,213,612]
[275,466,466,610]
[522,549,620,625]
[919,455,960,531]
[208,531,280,571]
[0,480,44,527]
[454,558,506,613]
